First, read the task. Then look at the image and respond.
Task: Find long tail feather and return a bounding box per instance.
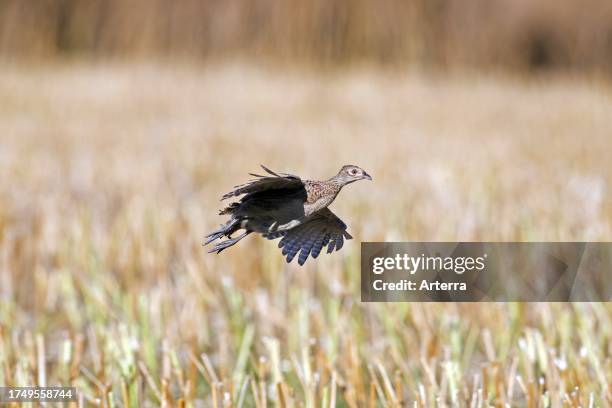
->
[204,230,224,245]
[203,219,239,245]
[207,231,251,253]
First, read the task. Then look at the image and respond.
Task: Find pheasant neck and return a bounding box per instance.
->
[328,175,353,188]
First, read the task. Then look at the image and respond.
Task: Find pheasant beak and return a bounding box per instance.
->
[363,172,372,181]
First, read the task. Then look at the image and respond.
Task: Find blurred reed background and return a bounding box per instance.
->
[2,0,612,73]
[0,1,611,407]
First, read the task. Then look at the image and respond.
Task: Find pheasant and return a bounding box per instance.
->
[204,165,372,265]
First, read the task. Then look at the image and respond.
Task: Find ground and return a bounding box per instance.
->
[0,62,610,406]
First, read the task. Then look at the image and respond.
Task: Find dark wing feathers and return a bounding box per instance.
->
[271,208,351,265]
[281,222,316,263]
[327,235,335,253]
[222,165,302,200]
[298,226,321,265]
[310,233,327,259]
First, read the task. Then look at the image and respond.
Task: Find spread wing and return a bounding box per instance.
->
[265,208,353,266]
[222,165,303,200]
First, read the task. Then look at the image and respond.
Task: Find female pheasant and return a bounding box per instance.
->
[204,165,372,265]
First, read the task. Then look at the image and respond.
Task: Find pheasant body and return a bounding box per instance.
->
[205,165,371,265]
[304,180,342,215]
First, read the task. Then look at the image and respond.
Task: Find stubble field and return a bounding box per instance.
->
[0,63,610,406]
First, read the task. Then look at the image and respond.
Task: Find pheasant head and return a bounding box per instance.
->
[334,165,372,186]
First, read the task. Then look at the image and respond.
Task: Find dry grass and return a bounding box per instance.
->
[0,62,610,406]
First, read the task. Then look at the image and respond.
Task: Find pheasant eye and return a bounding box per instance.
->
[349,169,357,175]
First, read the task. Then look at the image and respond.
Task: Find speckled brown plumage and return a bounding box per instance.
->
[204,164,372,265]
